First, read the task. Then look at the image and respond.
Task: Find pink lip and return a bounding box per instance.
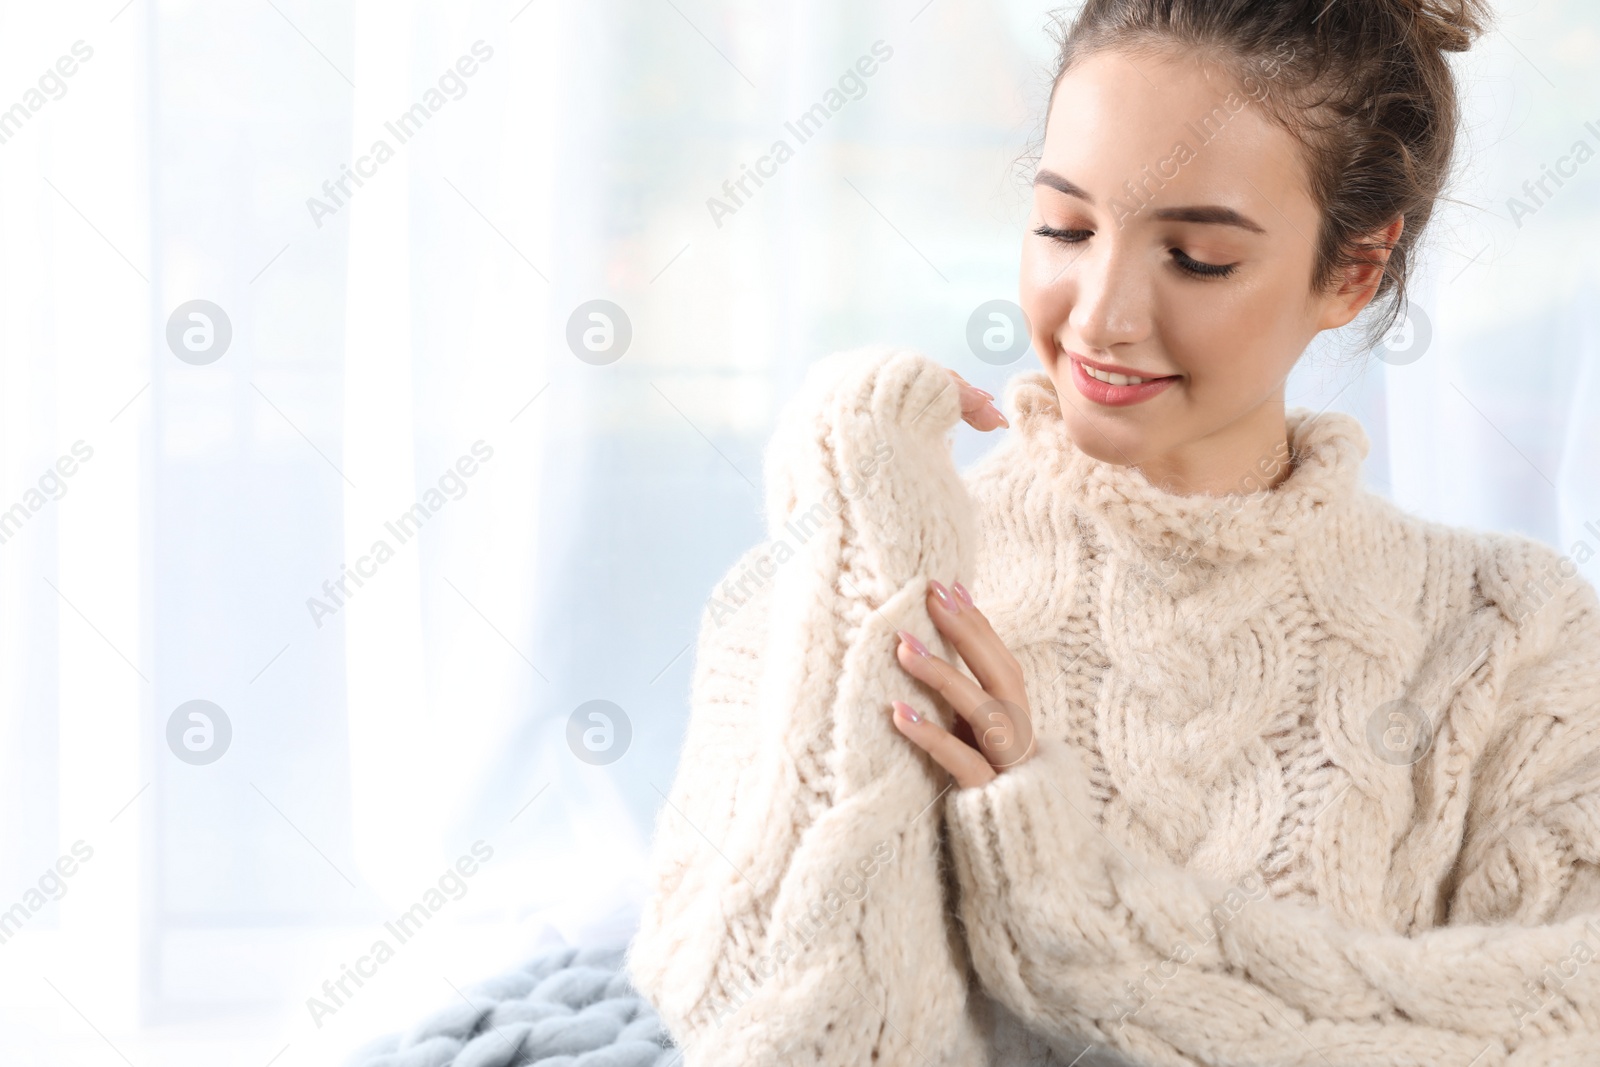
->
[1068,355,1179,407]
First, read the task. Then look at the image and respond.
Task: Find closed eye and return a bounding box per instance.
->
[1170,247,1237,279]
[1034,225,1239,280]
[1033,224,1091,244]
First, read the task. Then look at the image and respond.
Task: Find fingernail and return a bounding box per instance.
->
[893,701,921,724]
[929,579,960,613]
[951,581,974,608]
[896,629,930,657]
[974,386,995,400]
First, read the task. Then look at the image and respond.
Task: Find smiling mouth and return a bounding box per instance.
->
[1067,354,1181,407]
[1068,351,1184,385]
[1077,362,1179,386]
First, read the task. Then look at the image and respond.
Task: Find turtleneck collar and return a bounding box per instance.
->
[997,369,1371,566]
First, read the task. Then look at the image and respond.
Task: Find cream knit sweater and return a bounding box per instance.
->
[626,346,1600,1067]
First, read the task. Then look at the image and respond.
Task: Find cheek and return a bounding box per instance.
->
[1019,241,1072,323]
[1018,241,1047,306]
[1163,276,1304,389]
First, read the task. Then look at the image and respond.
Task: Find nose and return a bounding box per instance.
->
[1068,242,1153,352]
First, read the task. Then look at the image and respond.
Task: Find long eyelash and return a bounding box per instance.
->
[1036,226,1238,279]
[1033,224,1091,243]
[1171,248,1237,279]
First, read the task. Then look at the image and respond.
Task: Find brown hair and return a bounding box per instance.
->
[1037,0,1490,348]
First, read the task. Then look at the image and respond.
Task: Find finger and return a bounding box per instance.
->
[896,633,1035,771]
[946,370,1008,431]
[955,387,1007,431]
[951,710,978,750]
[895,634,993,724]
[971,699,1036,770]
[924,579,1024,703]
[946,369,995,401]
[961,399,1009,432]
[890,701,996,789]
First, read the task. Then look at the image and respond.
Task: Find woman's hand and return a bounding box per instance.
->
[947,369,1008,431]
[891,578,1035,789]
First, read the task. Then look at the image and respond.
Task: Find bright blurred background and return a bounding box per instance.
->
[0,0,1596,1063]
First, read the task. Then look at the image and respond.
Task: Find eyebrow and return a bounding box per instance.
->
[1033,168,1268,234]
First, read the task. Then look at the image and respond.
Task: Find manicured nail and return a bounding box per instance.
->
[951,581,974,608]
[896,629,929,657]
[929,579,960,613]
[972,385,995,400]
[989,404,1009,427]
[893,701,921,724]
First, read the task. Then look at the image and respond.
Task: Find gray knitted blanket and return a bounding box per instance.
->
[342,944,678,1067]
[343,941,1143,1067]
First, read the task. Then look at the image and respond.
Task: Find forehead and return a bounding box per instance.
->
[1042,48,1308,206]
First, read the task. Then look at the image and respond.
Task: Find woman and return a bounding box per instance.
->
[628,1,1600,1064]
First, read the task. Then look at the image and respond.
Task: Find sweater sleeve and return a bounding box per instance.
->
[626,346,991,1066]
[943,557,1600,1067]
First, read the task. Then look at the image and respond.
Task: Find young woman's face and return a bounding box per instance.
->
[1020,47,1368,476]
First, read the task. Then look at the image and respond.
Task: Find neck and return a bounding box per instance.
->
[990,372,1372,567]
[1129,395,1293,497]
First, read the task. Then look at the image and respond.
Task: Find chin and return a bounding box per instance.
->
[1047,369,1154,467]
[1058,406,1154,469]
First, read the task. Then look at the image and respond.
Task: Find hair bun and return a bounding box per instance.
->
[1392,0,1492,53]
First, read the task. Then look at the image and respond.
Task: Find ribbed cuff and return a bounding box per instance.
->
[944,733,1101,881]
[941,734,1110,998]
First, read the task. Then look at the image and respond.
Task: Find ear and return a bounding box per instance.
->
[1316,215,1405,330]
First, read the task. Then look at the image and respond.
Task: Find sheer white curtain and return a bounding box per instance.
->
[0,1,1595,1064]
[0,0,147,1045]
[1361,13,1600,590]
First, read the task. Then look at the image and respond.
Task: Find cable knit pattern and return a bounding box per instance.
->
[627,348,990,1065]
[628,347,1600,1066]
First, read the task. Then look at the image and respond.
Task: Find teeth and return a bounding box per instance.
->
[1083,363,1146,386]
